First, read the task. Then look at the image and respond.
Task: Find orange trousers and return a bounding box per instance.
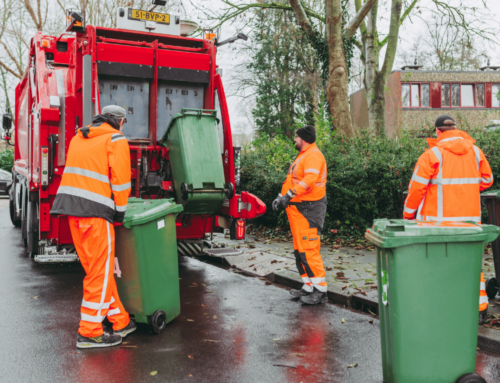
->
[286,201,327,293]
[69,216,130,337]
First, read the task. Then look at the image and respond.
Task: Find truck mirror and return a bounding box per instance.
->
[2,113,12,132]
[237,33,248,41]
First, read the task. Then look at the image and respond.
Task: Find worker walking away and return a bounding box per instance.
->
[51,105,136,348]
[403,115,494,324]
[272,126,328,305]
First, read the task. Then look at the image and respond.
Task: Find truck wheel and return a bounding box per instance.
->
[456,373,486,383]
[485,278,498,300]
[151,310,167,334]
[27,199,39,258]
[9,185,21,227]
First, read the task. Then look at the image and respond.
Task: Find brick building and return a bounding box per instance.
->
[350,65,500,137]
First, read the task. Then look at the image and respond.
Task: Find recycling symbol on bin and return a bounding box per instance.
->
[381,270,388,306]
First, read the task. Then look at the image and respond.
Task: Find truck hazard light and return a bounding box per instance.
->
[230,219,245,241]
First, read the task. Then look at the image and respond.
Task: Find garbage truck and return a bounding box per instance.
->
[1,7,265,262]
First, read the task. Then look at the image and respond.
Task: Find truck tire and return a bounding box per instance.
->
[9,184,21,227]
[27,199,39,258]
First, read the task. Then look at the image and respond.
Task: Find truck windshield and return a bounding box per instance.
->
[99,76,150,139]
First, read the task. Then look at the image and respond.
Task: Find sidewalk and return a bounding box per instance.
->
[206,232,500,354]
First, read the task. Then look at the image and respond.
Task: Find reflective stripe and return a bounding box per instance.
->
[111,182,131,192]
[111,134,126,143]
[404,206,417,214]
[302,283,314,293]
[479,295,489,305]
[440,137,463,143]
[480,282,486,291]
[409,165,419,190]
[412,174,430,185]
[301,276,312,284]
[115,204,127,212]
[81,313,105,323]
[424,216,481,222]
[482,176,493,183]
[430,178,480,185]
[304,168,320,174]
[82,300,111,310]
[107,308,121,317]
[315,182,326,187]
[298,181,309,190]
[64,167,110,183]
[473,146,481,170]
[314,285,328,292]
[57,186,115,210]
[311,277,326,284]
[97,222,113,317]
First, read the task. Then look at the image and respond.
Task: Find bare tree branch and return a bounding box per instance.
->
[0,58,21,79]
[344,0,378,39]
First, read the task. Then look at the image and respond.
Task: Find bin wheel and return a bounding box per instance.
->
[151,310,167,334]
[456,373,486,383]
[225,182,234,199]
[181,182,189,200]
[485,278,498,300]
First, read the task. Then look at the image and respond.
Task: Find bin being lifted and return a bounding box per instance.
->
[3,6,266,262]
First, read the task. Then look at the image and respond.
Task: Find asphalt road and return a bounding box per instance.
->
[0,206,499,382]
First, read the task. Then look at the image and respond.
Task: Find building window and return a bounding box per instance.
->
[493,84,500,108]
[402,83,430,108]
[442,83,485,108]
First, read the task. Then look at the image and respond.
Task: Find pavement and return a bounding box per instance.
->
[1,206,500,382]
[208,232,500,354]
[0,195,8,209]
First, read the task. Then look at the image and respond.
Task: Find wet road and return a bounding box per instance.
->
[0,207,500,382]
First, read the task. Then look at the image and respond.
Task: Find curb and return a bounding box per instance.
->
[198,254,500,355]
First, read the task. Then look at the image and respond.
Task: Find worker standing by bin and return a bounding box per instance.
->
[51,106,136,348]
[272,126,328,305]
[403,115,494,324]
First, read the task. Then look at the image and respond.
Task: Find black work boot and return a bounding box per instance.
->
[300,288,328,305]
[76,332,122,349]
[290,288,312,298]
[114,319,137,338]
[479,309,488,325]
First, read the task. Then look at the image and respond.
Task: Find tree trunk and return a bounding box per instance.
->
[324,0,354,136]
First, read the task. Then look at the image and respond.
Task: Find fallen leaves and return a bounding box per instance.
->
[188,283,198,287]
[122,345,137,348]
[273,338,281,341]
[31,296,39,299]
[347,363,358,368]
[188,355,194,359]
[203,339,219,343]
[290,353,304,357]
[150,371,158,376]
[341,318,346,323]
[213,315,217,319]
[271,260,278,264]
[187,319,194,322]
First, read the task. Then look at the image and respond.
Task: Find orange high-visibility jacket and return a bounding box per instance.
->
[404,130,493,222]
[51,122,131,223]
[281,143,327,202]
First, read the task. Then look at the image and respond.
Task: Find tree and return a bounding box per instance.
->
[198,0,379,136]
[354,0,495,136]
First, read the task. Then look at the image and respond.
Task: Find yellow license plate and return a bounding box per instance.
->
[129,9,170,24]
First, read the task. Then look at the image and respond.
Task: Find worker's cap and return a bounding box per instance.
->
[433,115,455,132]
[296,125,316,144]
[102,105,127,123]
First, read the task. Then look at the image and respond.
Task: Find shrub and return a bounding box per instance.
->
[240,126,500,240]
[0,148,14,172]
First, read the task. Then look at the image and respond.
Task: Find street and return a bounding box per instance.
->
[0,205,500,383]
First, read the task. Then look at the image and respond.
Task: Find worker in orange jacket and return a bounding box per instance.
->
[404,115,493,323]
[272,126,328,305]
[51,105,136,348]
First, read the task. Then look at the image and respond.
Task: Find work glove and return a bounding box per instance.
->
[272,190,295,211]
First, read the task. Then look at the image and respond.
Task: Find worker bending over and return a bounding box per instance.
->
[403,115,494,323]
[51,105,136,348]
[273,126,328,305]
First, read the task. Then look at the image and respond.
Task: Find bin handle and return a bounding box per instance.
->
[180,108,218,120]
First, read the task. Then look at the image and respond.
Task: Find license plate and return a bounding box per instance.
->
[128,9,170,24]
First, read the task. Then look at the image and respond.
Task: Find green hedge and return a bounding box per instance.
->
[240,128,500,239]
[0,149,14,172]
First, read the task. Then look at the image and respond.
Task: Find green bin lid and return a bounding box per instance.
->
[481,189,500,198]
[122,198,183,229]
[159,108,219,145]
[365,219,500,248]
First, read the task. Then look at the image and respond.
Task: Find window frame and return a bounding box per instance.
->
[492,84,500,108]
[401,82,431,108]
[441,82,485,108]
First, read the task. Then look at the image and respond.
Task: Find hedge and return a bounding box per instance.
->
[0,149,14,172]
[239,128,500,239]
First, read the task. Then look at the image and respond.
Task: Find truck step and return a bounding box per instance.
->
[34,246,79,263]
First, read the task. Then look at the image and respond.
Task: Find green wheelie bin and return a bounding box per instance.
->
[366,219,500,383]
[114,198,183,333]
